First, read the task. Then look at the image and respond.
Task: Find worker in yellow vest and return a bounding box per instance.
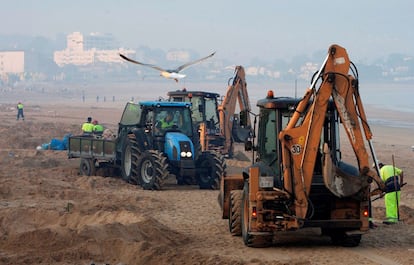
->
[17,102,24,120]
[81,117,94,135]
[377,161,404,224]
[159,112,175,129]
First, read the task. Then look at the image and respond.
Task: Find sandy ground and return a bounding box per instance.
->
[0,89,414,265]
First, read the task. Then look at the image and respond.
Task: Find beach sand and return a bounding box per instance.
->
[0,92,413,265]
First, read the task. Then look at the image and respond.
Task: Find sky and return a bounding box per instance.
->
[1,0,412,63]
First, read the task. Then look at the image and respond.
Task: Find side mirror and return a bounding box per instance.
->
[239,110,248,127]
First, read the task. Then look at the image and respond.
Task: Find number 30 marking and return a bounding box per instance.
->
[291,144,302,154]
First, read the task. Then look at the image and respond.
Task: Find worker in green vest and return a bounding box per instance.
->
[17,102,24,120]
[159,111,175,129]
[377,161,404,224]
[92,120,104,135]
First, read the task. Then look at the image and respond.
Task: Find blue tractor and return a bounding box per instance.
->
[116,101,225,190]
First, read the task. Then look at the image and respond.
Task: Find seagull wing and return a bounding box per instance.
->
[174,51,216,73]
[119,53,166,72]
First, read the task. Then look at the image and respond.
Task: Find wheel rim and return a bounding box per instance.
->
[80,159,94,176]
[80,161,89,175]
[141,159,154,183]
[123,145,132,176]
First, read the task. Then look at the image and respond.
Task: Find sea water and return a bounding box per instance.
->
[246,82,414,129]
[361,83,414,129]
[362,84,414,113]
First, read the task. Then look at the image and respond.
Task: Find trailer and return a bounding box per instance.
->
[68,136,117,176]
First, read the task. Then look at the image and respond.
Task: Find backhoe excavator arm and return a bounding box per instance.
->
[279,44,385,220]
[218,66,252,155]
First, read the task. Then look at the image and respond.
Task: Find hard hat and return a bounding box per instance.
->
[87,117,92,122]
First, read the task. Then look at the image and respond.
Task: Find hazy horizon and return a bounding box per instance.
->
[1,0,413,63]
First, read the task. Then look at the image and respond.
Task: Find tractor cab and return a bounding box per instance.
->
[168,90,221,134]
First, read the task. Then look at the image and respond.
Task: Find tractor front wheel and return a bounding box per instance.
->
[196,151,224,189]
[137,150,169,190]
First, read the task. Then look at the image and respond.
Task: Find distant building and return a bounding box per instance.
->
[298,62,318,80]
[0,51,24,74]
[54,32,135,66]
[0,51,24,84]
[84,32,118,50]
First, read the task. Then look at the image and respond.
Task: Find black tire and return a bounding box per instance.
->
[241,182,273,247]
[196,151,224,190]
[129,136,141,185]
[137,150,169,190]
[121,136,133,182]
[79,158,96,176]
[120,134,142,184]
[229,190,242,236]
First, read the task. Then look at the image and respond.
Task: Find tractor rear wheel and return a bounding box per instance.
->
[196,151,224,189]
[121,136,133,182]
[129,136,141,185]
[121,134,142,184]
[79,158,96,176]
[229,190,242,236]
[137,150,169,190]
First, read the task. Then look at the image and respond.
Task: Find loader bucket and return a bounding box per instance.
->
[219,174,244,219]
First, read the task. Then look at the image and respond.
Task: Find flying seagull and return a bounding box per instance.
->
[119,51,216,82]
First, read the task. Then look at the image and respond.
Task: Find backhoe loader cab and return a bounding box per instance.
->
[168,90,221,134]
[168,90,226,154]
[252,96,342,178]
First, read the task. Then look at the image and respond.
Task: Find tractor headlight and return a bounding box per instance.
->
[181,151,192,158]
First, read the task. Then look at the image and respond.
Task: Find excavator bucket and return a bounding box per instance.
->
[322,143,368,197]
[232,121,252,142]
